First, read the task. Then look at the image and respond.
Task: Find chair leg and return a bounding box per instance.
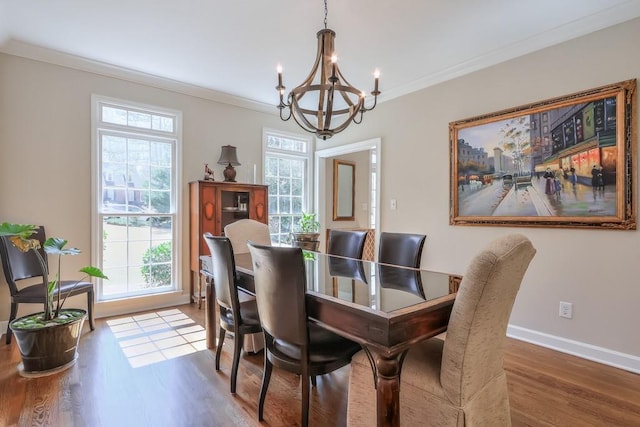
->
[6,302,17,344]
[258,356,273,422]
[301,361,310,427]
[311,375,317,388]
[215,328,226,371]
[230,332,243,394]
[87,289,95,331]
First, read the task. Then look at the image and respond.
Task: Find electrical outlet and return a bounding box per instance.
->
[559,301,573,319]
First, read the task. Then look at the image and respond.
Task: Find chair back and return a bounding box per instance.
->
[224,219,271,255]
[247,242,308,347]
[377,264,424,298]
[0,226,47,295]
[327,229,367,259]
[440,233,536,404]
[203,233,241,319]
[378,232,426,268]
[328,257,368,284]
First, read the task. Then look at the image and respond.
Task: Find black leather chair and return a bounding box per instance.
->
[202,233,262,394]
[0,226,95,344]
[247,242,361,427]
[377,232,426,268]
[327,229,367,259]
[377,264,425,298]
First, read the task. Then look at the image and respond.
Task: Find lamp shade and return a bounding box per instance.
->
[217,145,241,166]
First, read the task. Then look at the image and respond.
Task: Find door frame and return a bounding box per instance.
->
[314,138,381,253]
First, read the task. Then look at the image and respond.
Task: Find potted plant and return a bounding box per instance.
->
[0,222,107,376]
[291,212,321,251]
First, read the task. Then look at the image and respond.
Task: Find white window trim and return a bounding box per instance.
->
[91,94,185,314]
[262,128,315,242]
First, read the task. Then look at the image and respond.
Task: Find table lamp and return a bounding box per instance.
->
[217,145,241,182]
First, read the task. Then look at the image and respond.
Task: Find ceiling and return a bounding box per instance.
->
[1,1,640,111]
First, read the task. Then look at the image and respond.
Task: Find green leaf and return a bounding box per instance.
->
[0,222,38,238]
[0,224,40,252]
[47,279,58,296]
[80,266,108,280]
[44,237,81,256]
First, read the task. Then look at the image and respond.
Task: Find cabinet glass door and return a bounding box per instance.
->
[220,190,250,229]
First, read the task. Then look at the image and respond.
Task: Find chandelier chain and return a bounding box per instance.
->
[324,0,328,29]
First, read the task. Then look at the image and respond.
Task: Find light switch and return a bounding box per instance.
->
[390,199,397,210]
[361,203,368,211]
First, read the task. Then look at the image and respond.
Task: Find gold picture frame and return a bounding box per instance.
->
[449,79,636,229]
[333,159,355,221]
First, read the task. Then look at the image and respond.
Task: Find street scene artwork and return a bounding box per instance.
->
[449,80,636,229]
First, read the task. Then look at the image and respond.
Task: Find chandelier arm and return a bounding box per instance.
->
[279,105,293,121]
[352,107,365,124]
[361,95,378,112]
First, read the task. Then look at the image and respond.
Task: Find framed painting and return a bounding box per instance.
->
[449,79,636,229]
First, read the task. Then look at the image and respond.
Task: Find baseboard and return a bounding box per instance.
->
[508,325,640,374]
[95,291,191,319]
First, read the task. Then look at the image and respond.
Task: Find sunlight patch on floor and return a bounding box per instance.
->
[106,308,207,368]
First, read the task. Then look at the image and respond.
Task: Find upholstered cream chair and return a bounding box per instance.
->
[224,219,271,255]
[347,233,536,426]
[223,219,271,353]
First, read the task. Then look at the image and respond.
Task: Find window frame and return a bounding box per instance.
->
[262,128,314,244]
[91,95,183,301]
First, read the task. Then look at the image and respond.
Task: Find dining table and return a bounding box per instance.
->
[201,251,461,427]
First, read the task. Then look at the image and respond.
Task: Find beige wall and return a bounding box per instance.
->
[1,17,639,370]
[318,18,640,366]
[0,52,299,320]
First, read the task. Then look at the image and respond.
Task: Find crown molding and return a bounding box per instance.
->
[0,39,277,115]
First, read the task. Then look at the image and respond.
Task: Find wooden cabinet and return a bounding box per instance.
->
[189,181,268,302]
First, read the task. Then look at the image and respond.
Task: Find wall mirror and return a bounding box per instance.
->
[333,159,355,221]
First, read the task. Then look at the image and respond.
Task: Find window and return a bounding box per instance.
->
[92,96,181,301]
[263,129,313,245]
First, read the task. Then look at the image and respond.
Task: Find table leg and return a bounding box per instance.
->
[373,350,407,427]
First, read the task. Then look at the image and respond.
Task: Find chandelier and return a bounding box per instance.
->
[276,0,380,140]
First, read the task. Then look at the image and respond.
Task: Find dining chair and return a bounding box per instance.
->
[223,219,271,255]
[327,229,367,259]
[202,233,262,394]
[223,219,270,352]
[247,242,361,427]
[0,226,95,344]
[377,232,426,268]
[346,233,536,426]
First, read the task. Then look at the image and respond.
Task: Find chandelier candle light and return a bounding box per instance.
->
[276,0,380,140]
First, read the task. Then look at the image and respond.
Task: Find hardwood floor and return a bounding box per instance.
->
[1,304,638,426]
